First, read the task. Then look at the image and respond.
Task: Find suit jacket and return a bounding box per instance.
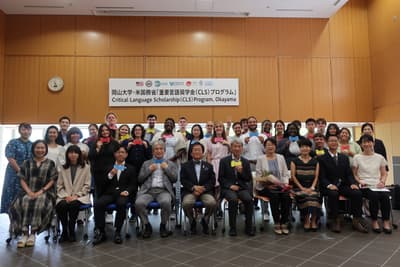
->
[218,155,252,191]
[137,159,178,197]
[56,131,66,146]
[103,163,138,197]
[56,164,91,204]
[180,160,215,197]
[318,152,356,189]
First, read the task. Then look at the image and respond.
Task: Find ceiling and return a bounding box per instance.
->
[0,0,349,18]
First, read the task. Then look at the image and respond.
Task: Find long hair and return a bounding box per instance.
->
[211,121,227,144]
[63,145,85,169]
[44,125,59,144]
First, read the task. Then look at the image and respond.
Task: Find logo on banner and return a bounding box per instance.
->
[205,80,213,86]
[154,81,161,87]
[136,81,144,86]
[186,81,192,87]
[145,80,153,87]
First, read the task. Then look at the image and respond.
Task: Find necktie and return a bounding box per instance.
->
[334,155,338,165]
[194,160,201,165]
[231,160,242,167]
[289,136,299,142]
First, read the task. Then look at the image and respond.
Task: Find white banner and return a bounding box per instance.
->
[109,78,239,107]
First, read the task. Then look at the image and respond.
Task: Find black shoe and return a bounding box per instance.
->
[58,232,69,243]
[142,223,153,239]
[92,229,106,246]
[229,228,237,236]
[245,228,255,236]
[200,218,209,235]
[352,218,369,233]
[69,232,76,242]
[372,228,381,234]
[216,210,223,219]
[383,227,392,234]
[160,223,169,238]
[190,220,197,235]
[114,232,122,244]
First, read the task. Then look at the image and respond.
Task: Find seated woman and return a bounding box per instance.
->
[256,138,291,235]
[290,139,321,231]
[353,134,391,234]
[56,145,91,242]
[9,140,58,248]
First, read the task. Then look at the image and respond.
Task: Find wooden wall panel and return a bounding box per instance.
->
[245,18,278,56]
[109,57,145,123]
[0,11,4,122]
[75,57,110,123]
[351,0,370,57]
[38,57,75,122]
[143,57,179,121]
[354,58,373,121]
[145,17,179,56]
[40,16,76,56]
[311,58,333,120]
[331,58,356,121]
[310,19,331,57]
[5,16,42,55]
[177,18,212,56]
[76,16,111,56]
[3,56,40,123]
[110,17,145,56]
[246,57,279,120]
[177,57,213,122]
[278,58,313,121]
[278,19,312,57]
[329,2,354,57]
[213,57,246,121]
[212,18,246,56]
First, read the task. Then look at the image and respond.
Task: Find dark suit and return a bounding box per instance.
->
[181,160,217,223]
[218,156,253,230]
[94,163,137,233]
[318,152,362,218]
[56,131,66,146]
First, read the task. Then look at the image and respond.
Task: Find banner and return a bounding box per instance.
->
[109,78,239,107]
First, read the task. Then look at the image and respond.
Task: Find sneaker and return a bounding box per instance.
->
[263,213,270,222]
[105,214,113,224]
[26,234,36,247]
[17,234,28,248]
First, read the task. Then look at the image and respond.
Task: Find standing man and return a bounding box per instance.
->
[219,140,255,236]
[305,118,316,141]
[316,118,327,135]
[56,116,71,146]
[181,142,217,234]
[178,116,193,141]
[318,135,368,233]
[204,121,214,139]
[144,114,161,143]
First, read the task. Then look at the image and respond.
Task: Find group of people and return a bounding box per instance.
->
[0,114,393,248]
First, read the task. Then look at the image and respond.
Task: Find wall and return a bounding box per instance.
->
[0,10,5,122]
[1,0,372,124]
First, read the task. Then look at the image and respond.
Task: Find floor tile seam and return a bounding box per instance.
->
[381,241,400,267]
[295,233,355,267]
[13,250,49,267]
[336,235,380,267]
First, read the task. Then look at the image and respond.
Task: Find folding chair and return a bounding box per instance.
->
[135,200,174,237]
[106,202,132,239]
[182,200,216,235]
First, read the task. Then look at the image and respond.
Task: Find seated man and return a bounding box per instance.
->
[219,139,255,236]
[135,140,178,238]
[318,134,368,233]
[93,145,138,245]
[181,142,217,234]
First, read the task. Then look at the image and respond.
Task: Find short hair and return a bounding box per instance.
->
[313,133,326,140]
[292,120,302,129]
[113,143,128,153]
[191,142,205,153]
[44,125,59,144]
[359,134,374,143]
[18,122,32,133]
[165,117,175,125]
[298,138,312,148]
[67,127,83,142]
[153,140,166,151]
[284,123,300,138]
[191,124,204,139]
[240,118,248,126]
[274,120,285,128]
[247,116,257,122]
[179,116,187,121]
[316,118,327,125]
[361,122,374,132]
[105,112,117,119]
[305,118,316,125]
[64,145,85,169]
[230,139,243,146]
[58,116,71,123]
[339,127,351,138]
[131,124,145,139]
[264,137,277,147]
[88,123,98,131]
[326,134,338,141]
[31,139,48,157]
[147,114,157,120]
[232,122,241,128]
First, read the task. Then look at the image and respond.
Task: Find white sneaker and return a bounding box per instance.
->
[263,213,270,222]
[106,213,114,224]
[26,234,36,247]
[17,234,28,248]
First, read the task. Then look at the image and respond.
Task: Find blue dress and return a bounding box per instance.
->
[1,138,32,213]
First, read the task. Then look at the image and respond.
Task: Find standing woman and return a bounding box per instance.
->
[44,125,65,170]
[338,127,361,167]
[117,124,131,144]
[290,139,321,231]
[273,120,285,144]
[56,145,91,242]
[64,127,90,160]
[123,124,152,172]
[83,123,98,147]
[89,124,120,199]
[277,123,305,168]
[187,124,207,161]
[1,123,32,214]
[353,134,391,233]
[261,120,273,138]
[325,123,340,138]
[9,140,58,248]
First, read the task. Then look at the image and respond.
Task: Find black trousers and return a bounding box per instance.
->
[222,189,253,229]
[56,200,82,235]
[321,186,363,218]
[361,188,391,220]
[94,194,129,232]
[258,188,291,225]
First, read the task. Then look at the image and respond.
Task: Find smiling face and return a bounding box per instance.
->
[191,144,204,161]
[164,119,174,133]
[70,133,81,144]
[192,126,201,139]
[99,126,110,138]
[89,125,98,138]
[233,124,242,136]
[362,125,373,136]
[19,126,32,140]
[264,140,276,154]
[119,126,129,136]
[147,116,156,128]
[33,142,47,159]
[247,117,257,132]
[339,129,350,142]
[153,143,165,159]
[134,126,143,138]
[275,122,284,133]
[59,119,70,132]
[361,139,374,153]
[114,147,128,163]
[47,128,58,142]
[67,151,79,165]
[106,113,117,126]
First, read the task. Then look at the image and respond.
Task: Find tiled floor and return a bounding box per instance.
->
[1,210,400,267]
